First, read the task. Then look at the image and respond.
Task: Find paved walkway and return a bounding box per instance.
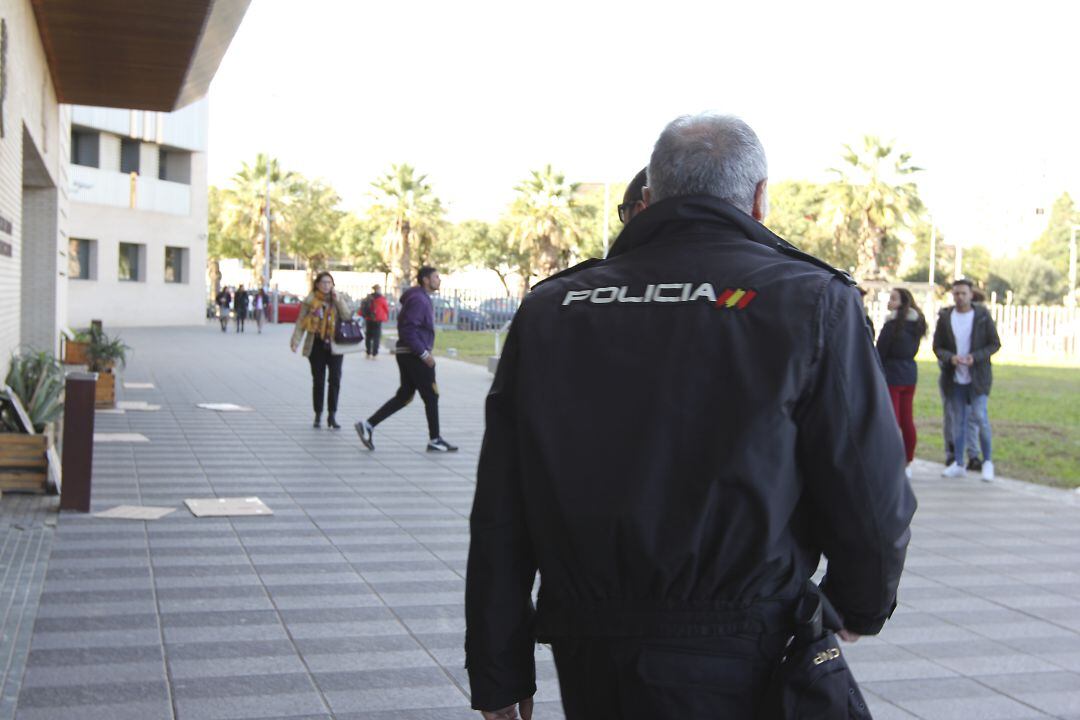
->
[2,323,1079,719]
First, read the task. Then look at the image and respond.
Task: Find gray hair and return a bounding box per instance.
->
[647,114,768,213]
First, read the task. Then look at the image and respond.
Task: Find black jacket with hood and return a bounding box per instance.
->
[464,195,917,711]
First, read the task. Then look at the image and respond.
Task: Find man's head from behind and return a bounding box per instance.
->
[646,114,768,220]
[618,167,648,225]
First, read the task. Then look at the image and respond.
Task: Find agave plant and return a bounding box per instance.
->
[87,331,131,373]
[2,350,64,433]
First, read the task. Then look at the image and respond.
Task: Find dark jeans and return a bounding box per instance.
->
[235,310,246,333]
[551,631,789,720]
[365,320,382,355]
[368,353,439,439]
[308,339,343,415]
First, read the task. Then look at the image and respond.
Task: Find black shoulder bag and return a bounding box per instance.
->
[764,583,873,720]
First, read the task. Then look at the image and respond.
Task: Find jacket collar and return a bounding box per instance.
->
[605,194,796,259]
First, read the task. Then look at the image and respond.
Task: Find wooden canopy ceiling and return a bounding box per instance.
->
[30,0,249,111]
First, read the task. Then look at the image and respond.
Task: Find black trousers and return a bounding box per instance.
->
[365,320,382,355]
[308,340,343,415]
[235,310,246,332]
[368,353,439,439]
[550,631,788,720]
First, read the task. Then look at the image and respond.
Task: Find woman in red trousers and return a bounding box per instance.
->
[876,288,927,478]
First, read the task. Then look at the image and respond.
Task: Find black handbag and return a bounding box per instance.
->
[765,584,873,720]
[334,318,364,345]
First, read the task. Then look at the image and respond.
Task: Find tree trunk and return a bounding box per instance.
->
[252,231,266,288]
[398,223,412,291]
[208,259,222,297]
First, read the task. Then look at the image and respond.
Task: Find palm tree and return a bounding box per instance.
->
[369,164,445,291]
[223,154,297,286]
[288,178,344,286]
[823,137,924,280]
[507,164,591,291]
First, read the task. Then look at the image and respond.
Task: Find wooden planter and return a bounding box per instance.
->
[95,369,117,408]
[0,434,48,493]
[64,340,90,365]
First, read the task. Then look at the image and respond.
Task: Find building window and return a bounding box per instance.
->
[158,148,192,184]
[71,131,100,168]
[118,242,144,282]
[68,238,97,280]
[164,246,187,283]
[120,138,140,174]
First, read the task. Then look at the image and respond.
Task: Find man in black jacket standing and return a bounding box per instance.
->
[933,278,1001,481]
[465,114,916,719]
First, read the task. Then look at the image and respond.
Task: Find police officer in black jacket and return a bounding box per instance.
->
[465,114,917,720]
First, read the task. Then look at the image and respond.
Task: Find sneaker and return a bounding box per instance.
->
[941,463,966,478]
[355,421,374,450]
[966,457,983,472]
[426,437,458,453]
[981,460,995,482]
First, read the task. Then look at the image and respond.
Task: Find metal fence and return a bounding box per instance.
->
[868,300,1080,360]
[382,289,523,332]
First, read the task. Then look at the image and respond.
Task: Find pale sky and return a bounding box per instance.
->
[208,0,1080,256]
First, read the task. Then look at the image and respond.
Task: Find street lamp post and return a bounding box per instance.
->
[1069,224,1079,308]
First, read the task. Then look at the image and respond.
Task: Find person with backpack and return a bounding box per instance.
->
[361,284,390,359]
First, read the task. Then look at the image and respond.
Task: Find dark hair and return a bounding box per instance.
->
[417,266,437,284]
[623,166,648,205]
[312,271,334,292]
[892,287,927,336]
[951,278,973,290]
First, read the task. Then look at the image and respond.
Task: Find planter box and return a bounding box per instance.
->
[63,340,90,365]
[95,370,116,408]
[0,434,48,493]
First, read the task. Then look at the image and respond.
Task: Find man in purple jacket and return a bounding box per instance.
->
[356,266,458,452]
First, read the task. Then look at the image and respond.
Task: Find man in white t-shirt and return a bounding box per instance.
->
[933,279,1002,481]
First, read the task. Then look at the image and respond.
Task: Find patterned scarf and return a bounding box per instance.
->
[303,290,337,342]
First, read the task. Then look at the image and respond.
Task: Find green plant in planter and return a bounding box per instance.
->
[87,331,131,373]
[2,350,64,433]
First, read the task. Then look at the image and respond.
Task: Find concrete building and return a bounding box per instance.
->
[67,101,209,327]
[0,0,248,362]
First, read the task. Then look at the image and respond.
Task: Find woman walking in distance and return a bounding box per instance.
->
[876,287,927,478]
[290,272,352,429]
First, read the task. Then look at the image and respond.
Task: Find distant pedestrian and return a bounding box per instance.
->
[355,267,458,452]
[877,287,927,478]
[940,288,991,470]
[234,285,249,333]
[215,287,231,332]
[290,272,353,429]
[934,278,1001,481]
[361,284,390,358]
[254,287,269,333]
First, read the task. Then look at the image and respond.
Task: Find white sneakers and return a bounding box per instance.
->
[941,463,966,478]
[941,460,996,481]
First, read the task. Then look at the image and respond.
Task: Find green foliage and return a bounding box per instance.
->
[221,154,300,284]
[900,220,953,291]
[986,255,1065,305]
[3,350,64,433]
[288,177,344,280]
[442,220,525,295]
[369,164,446,288]
[87,330,131,373]
[574,183,624,259]
[507,164,593,289]
[337,213,389,275]
[1030,192,1078,288]
[765,180,834,258]
[822,136,925,279]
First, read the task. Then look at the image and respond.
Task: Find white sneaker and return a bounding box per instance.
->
[904,466,913,480]
[941,463,966,478]
[981,460,995,482]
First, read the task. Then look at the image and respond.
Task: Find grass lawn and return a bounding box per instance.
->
[432,331,1080,489]
[913,360,1080,489]
[433,329,502,367]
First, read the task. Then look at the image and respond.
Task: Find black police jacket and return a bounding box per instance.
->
[465,195,917,712]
